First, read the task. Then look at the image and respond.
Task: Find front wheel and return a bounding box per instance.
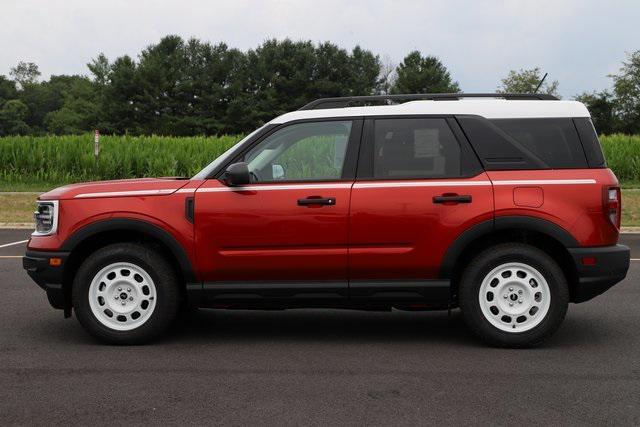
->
[72,243,179,344]
[459,243,569,348]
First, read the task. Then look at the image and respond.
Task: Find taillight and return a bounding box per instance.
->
[604,186,621,229]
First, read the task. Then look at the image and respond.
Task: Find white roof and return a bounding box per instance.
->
[270,99,590,124]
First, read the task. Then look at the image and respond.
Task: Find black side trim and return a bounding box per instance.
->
[440,220,494,279]
[349,280,450,303]
[185,197,194,223]
[189,280,451,308]
[440,216,579,279]
[60,218,196,282]
[568,244,630,303]
[494,216,579,247]
[197,281,348,305]
[23,250,69,310]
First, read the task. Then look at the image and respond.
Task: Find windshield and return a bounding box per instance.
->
[192,125,268,180]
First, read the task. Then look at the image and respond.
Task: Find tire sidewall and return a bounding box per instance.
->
[460,244,569,347]
[72,244,178,344]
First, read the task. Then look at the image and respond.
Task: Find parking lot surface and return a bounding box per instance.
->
[1,230,639,425]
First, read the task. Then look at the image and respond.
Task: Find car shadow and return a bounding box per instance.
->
[23,306,619,349]
[165,308,477,346]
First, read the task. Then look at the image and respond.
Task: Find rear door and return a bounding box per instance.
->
[348,116,494,287]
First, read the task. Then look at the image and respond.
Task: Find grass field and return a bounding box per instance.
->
[1,133,640,190]
[0,134,241,190]
[4,189,640,227]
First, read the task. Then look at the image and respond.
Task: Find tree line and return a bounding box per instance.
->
[0,35,638,136]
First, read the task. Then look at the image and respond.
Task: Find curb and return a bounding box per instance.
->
[621,227,640,234]
[0,223,33,229]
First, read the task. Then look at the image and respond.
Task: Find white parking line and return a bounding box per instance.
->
[0,239,28,249]
[0,255,23,259]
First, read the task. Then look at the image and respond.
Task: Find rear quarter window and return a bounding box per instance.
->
[490,118,588,169]
[574,118,606,168]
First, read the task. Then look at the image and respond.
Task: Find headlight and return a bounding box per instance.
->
[33,200,59,236]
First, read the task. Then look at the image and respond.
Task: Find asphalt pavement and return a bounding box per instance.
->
[1,230,639,425]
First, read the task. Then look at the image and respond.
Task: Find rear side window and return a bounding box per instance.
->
[373,118,461,179]
[574,118,606,168]
[490,118,588,169]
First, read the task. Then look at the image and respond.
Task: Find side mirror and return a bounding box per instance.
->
[223,162,251,187]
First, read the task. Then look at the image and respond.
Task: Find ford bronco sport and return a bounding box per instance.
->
[23,93,630,347]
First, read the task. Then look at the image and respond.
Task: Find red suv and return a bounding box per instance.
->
[23,93,630,347]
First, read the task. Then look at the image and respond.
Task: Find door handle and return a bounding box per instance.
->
[297,197,336,206]
[433,194,472,204]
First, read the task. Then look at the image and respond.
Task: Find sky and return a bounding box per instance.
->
[1,0,639,98]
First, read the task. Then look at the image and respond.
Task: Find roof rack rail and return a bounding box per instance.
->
[298,93,559,110]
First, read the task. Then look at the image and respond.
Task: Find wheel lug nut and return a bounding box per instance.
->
[509,303,513,307]
[518,300,523,304]
[129,297,133,301]
[503,294,508,299]
[127,288,131,292]
[121,301,126,306]
[118,287,122,291]
[518,290,523,294]
[509,287,514,291]
[114,295,119,300]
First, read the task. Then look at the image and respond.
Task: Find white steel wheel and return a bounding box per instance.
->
[478,262,551,333]
[88,262,157,331]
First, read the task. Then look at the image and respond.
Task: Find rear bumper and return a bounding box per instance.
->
[568,244,630,303]
[22,250,69,310]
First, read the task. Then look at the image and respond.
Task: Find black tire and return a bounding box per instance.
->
[72,242,180,345]
[458,243,569,348]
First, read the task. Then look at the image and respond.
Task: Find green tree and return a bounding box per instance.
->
[0,99,30,135]
[391,51,459,94]
[87,53,111,86]
[610,50,640,134]
[498,67,559,97]
[575,91,616,134]
[179,39,246,135]
[10,61,41,88]
[101,55,142,134]
[0,76,17,104]
[44,76,99,134]
[347,46,380,96]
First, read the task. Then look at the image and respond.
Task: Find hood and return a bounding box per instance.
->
[39,177,191,201]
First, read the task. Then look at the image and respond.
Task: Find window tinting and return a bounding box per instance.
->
[243,121,352,182]
[373,118,461,179]
[490,119,588,169]
[574,118,606,167]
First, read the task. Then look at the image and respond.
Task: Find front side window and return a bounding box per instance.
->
[373,118,461,179]
[243,121,352,182]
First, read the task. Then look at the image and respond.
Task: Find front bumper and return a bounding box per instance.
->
[23,250,69,310]
[568,244,630,303]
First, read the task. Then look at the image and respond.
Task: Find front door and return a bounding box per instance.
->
[194,119,362,295]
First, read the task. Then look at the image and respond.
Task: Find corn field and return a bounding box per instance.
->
[0,133,640,188]
[0,134,241,187]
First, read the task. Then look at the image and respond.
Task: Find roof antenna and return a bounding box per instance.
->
[533,72,548,94]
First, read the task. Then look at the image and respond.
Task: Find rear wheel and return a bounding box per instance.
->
[459,243,569,348]
[72,243,179,344]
